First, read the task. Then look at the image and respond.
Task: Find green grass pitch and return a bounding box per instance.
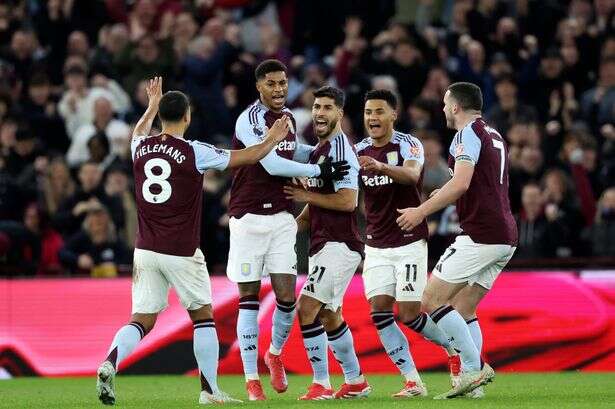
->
[1,373,614,408]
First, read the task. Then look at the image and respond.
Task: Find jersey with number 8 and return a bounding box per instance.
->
[447,118,517,246]
[131,134,230,256]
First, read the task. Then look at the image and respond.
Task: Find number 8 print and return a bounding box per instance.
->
[142,158,172,204]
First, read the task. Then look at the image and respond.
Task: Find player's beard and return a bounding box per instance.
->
[314,117,338,139]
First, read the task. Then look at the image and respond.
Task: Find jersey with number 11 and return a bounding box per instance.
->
[447,118,518,246]
[131,134,230,256]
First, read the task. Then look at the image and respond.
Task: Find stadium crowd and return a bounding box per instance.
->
[0,0,613,276]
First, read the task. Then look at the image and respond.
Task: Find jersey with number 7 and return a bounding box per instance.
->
[447,118,518,246]
[131,134,230,256]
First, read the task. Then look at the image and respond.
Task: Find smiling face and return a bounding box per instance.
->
[364,99,396,142]
[256,71,288,112]
[312,96,342,139]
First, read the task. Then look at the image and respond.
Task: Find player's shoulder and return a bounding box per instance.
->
[355,137,372,153]
[330,133,359,165]
[392,130,422,148]
[460,118,492,143]
[237,100,266,127]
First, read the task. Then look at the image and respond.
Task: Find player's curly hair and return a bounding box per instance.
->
[255,59,287,80]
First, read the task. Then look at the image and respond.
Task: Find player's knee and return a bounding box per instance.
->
[187,304,213,322]
[273,287,296,304]
[451,301,476,320]
[420,293,440,314]
[237,281,260,298]
[318,309,343,332]
[368,295,395,312]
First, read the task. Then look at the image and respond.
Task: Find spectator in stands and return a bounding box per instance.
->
[58,203,130,276]
[580,56,615,135]
[53,161,124,237]
[3,127,40,181]
[486,75,537,136]
[170,12,199,61]
[515,183,550,259]
[90,24,130,79]
[541,168,584,256]
[180,25,241,140]
[20,72,69,154]
[584,187,615,257]
[104,166,136,249]
[22,203,64,276]
[41,157,75,216]
[58,66,130,139]
[455,39,496,110]
[114,34,175,95]
[420,130,450,196]
[66,95,130,167]
[383,39,428,109]
[0,29,42,89]
[509,145,544,213]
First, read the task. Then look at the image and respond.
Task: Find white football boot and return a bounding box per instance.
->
[199,390,243,404]
[96,361,116,405]
[434,363,495,399]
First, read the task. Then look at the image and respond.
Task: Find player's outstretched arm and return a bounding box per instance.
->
[227,116,290,168]
[396,161,474,231]
[358,156,422,185]
[284,185,357,212]
[132,76,162,139]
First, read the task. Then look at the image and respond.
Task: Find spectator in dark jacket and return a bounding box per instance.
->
[180,26,241,141]
[486,75,537,136]
[584,187,615,257]
[53,161,124,237]
[59,203,130,276]
[515,183,550,259]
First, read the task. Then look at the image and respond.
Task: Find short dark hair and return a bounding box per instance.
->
[158,91,189,122]
[255,59,287,80]
[313,86,345,108]
[364,89,397,110]
[29,72,50,87]
[447,82,483,111]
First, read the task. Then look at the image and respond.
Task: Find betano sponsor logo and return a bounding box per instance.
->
[307,177,324,188]
[362,174,393,187]
[276,140,296,151]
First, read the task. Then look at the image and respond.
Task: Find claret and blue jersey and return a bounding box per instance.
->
[447,118,518,246]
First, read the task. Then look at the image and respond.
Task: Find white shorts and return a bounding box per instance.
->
[432,235,516,289]
[300,242,362,312]
[362,239,428,302]
[132,248,212,313]
[227,212,297,283]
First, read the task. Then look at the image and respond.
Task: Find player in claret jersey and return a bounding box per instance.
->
[396,82,517,399]
[227,60,348,401]
[355,90,459,398]
[284,86,369,401]
[96,77,291,406]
